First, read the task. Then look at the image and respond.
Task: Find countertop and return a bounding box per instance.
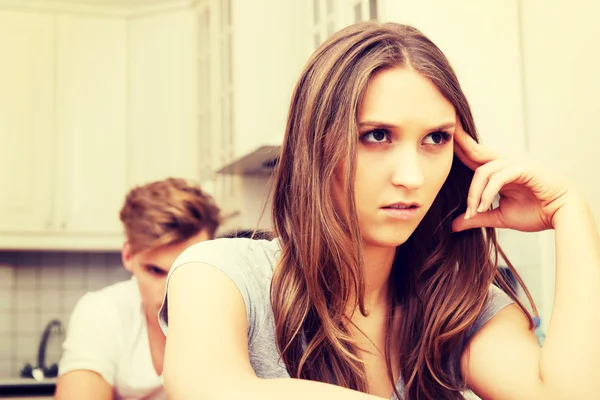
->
[0,378,56,398]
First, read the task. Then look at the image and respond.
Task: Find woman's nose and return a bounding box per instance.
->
[390,149,424,190]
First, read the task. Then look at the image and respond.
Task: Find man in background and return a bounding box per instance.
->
[55,178,221,400]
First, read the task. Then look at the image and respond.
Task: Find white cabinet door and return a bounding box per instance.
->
[55,15,127,235]
[0,11,56,234]
[229,0,312,162]
[212,0,312,222]
[128,9,199,187]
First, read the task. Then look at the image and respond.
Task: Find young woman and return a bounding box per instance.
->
[56,178,221,400]
[159,22,600,399]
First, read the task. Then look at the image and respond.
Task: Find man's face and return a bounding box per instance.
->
[122,230,211,320]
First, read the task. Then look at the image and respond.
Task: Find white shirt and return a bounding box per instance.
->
[59,277,165,400]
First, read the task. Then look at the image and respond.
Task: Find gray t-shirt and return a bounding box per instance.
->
[159,238,513,399]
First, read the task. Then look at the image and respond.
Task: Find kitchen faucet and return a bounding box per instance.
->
[20,319,64,380]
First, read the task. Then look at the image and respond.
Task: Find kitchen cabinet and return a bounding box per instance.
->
[55,15,128,235]
[128,9,199,186]
[209,0,312,169]
[214,0,379,228]
[207,0,313,222]
[0,3,201,250]
[0,11,56,235]
[0,11,127,249]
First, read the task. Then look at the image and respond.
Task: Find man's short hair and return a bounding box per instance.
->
[120,178,221,254]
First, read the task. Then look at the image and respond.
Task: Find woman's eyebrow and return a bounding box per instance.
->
[358,121,397,129]
[429,122,456,131]
[358,121,456,131]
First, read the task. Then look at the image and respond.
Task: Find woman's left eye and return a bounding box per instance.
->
[423,131,451,145]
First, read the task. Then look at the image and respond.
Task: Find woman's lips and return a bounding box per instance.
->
[381,204,420,220]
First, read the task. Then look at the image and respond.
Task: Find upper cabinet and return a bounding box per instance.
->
[0,11,55,234]
[213,0,378,176]
[208,0,313,174]
[0,3,200,250]
[210,0,377,231]
[193,0,309,226]
[210,0,380,231]
[56,15,128,235]
[129,9,199,185]
[230,0,313,161]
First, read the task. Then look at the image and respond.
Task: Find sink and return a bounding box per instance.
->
[19,319,63,381]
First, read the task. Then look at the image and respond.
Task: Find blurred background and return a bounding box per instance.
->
[0,0,598,392]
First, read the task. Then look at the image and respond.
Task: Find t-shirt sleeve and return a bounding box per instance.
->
[158,238,272,342]
[58,292,122,386]
[467,284,515,340]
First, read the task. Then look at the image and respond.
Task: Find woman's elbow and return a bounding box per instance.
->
[163,369,259,399]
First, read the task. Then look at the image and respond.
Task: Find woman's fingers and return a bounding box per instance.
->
[452,207,505,232]
[477,164,524,212]
[465,159,512,219]
[453,122,501,171]
[453,140,480,171]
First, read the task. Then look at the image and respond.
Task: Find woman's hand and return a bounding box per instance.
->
[451,122,573,233]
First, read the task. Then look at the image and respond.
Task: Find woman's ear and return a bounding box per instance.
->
[122,242,134,273]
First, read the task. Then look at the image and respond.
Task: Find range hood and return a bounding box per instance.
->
[217,145,280,176]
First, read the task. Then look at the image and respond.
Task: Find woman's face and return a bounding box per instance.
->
[334,66,456,249]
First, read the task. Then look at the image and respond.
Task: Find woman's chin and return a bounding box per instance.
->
[362,230,415,249]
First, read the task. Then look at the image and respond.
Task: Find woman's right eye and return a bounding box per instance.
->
[360,129,390,144]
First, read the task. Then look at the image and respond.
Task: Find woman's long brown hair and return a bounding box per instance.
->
[271,22,536,399]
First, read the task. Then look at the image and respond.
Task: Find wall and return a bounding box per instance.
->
[0,251,129,378]
[377,0,600,329]
[519,0,600,330]
[379,0,527,153]
[376,0,541,311]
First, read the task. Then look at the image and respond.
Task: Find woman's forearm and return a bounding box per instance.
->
[169,377,385,400]
[255,378,384,400]
[539,195,600,397]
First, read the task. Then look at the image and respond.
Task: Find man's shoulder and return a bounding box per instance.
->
[84,277,138,303]
[72,277,141,326]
